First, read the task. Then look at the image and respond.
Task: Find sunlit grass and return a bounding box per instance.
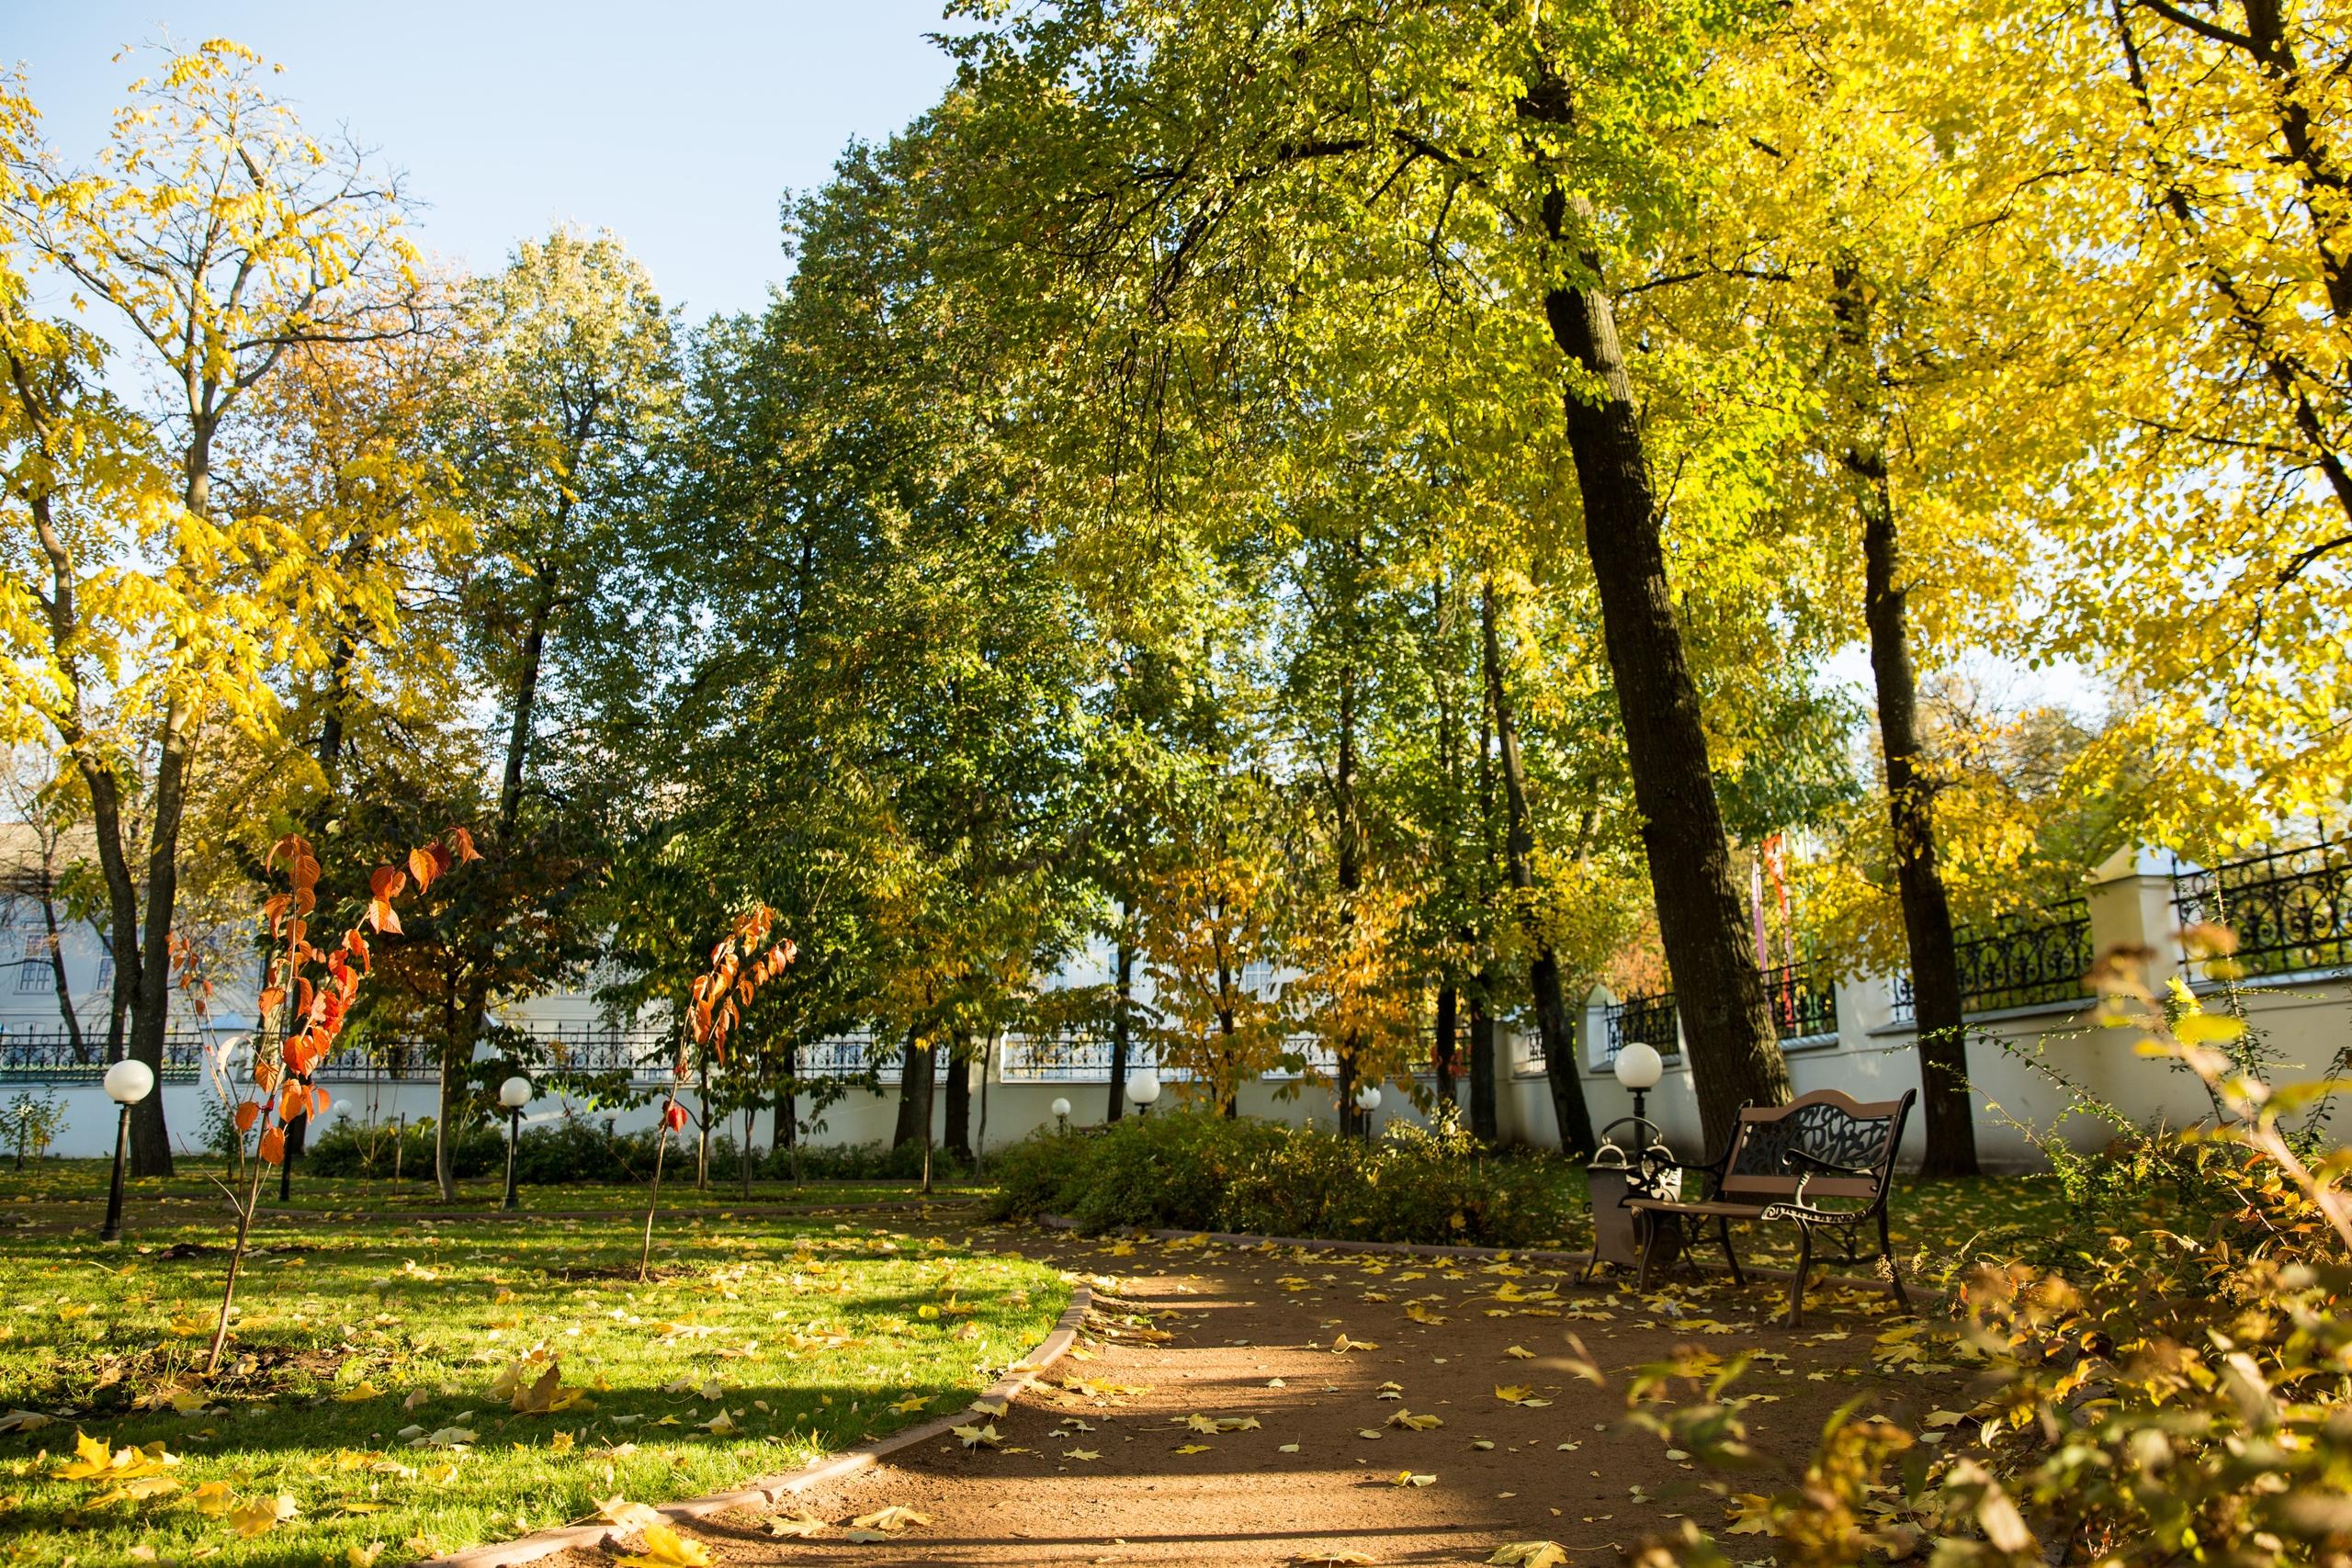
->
[0,1198,1066,1567]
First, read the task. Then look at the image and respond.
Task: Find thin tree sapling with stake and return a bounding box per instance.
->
[639,905,794,1281]
[204,827,476,1376]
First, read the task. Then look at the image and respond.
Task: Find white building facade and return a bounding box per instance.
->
[6,840,2348,1166]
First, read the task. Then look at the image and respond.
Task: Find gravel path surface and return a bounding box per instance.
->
[554,1224,1973,1568]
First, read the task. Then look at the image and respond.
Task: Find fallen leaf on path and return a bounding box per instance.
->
[1173,1443,1213,1454]
[1064,1449,1101,1461]
[1504,1345,1536,1359]
[1389,1471,1436,1487]
[952,1423,1000,1448]
[1487,1544,1568,1567]
[850,1505,931,1532]
[616,1524,712,1567]
[1294,1553,1375,1566]
[1330,1334,1379,1352]
[1385,1410,1443,1430]
[1494,1385,1552,1407]
[764,1510,828,1538]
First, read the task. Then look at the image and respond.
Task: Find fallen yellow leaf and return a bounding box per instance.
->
[589,1496,665,1533]
[616,1523,712,1567]
[765,1510,828,1538]
[1487,1544,1569,1567]
[229,1492,298,1539]
[849,1505,931,1532]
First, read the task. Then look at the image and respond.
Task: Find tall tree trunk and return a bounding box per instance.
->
[892,1028,933,1150]
[501,584,556,832]
[1432,981,1459,1111]
[435,989,470,1202]
[1539,202,1789,1150]
[1482,581,1599,1156]
[33,863,85,1063]
[1835,271,1976,1177]
[1108,912,1133,1122]
[20,393,142,1106]
[127,689,193,1177]
[944,1033,973,1161]
[1333,659,1362,1137]
[1471,649,1499,1144]
[1468,986,1498,1143]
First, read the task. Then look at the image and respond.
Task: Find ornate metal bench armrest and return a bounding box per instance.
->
[1781,1145,1877,1211]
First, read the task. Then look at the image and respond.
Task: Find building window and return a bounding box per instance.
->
[17,938,51,992]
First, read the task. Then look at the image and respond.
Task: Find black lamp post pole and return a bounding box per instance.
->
[100,1101,131,1243]
[503,1106,521,1212]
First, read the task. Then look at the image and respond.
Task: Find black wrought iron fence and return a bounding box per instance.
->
[2174,842,2352,978]
[0,1028,210,1079]
[1890,899,2093,1021]
[1761,960,1838,1041]
[1604,991,1680,1062]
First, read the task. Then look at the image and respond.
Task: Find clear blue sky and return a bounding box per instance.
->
[8,1,963,322]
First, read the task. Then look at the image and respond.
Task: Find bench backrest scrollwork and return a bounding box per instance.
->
[1716,1088,1916,1204]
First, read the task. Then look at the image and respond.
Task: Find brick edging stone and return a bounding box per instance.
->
[420,1283,1094,1568]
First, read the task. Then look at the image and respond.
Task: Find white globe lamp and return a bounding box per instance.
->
[1613,1042,1664,1125]
[1125,1066,1162,1116]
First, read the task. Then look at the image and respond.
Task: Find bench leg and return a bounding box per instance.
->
[1879,1209,1911,1313]
[1784,1222,1814,1328]
[1715,1213,1743,1287]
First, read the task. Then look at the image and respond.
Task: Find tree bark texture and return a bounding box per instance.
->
[1543,272,1790,1151]
[892,1029,933,1149]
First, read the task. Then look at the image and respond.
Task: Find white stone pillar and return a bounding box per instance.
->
[2085,845,2188,984]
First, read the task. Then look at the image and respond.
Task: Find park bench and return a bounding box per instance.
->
[1625,1087,1917,1325]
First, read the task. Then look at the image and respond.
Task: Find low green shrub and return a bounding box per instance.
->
[300,1113,971,1185]
[301,1117,501,1178]
[986,1107,1590,1248]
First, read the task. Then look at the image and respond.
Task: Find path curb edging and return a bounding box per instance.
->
[1037,1217,1951,1308]
[422,1284,1094,1568]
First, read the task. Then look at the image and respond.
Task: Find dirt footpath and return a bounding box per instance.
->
[570,1226,1973,1568]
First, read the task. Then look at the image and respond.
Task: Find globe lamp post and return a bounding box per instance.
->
[99,1059,155,1243]
[1125,1067,1162,1118]
[498,1076,533,1212]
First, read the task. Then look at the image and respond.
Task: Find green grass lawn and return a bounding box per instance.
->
[0,1172,1067,1568]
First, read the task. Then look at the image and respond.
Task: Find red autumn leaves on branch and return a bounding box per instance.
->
[239,827,479,1165]
[681,904,796,1074]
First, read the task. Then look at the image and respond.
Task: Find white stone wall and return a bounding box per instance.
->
[11,848,2350,1166]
